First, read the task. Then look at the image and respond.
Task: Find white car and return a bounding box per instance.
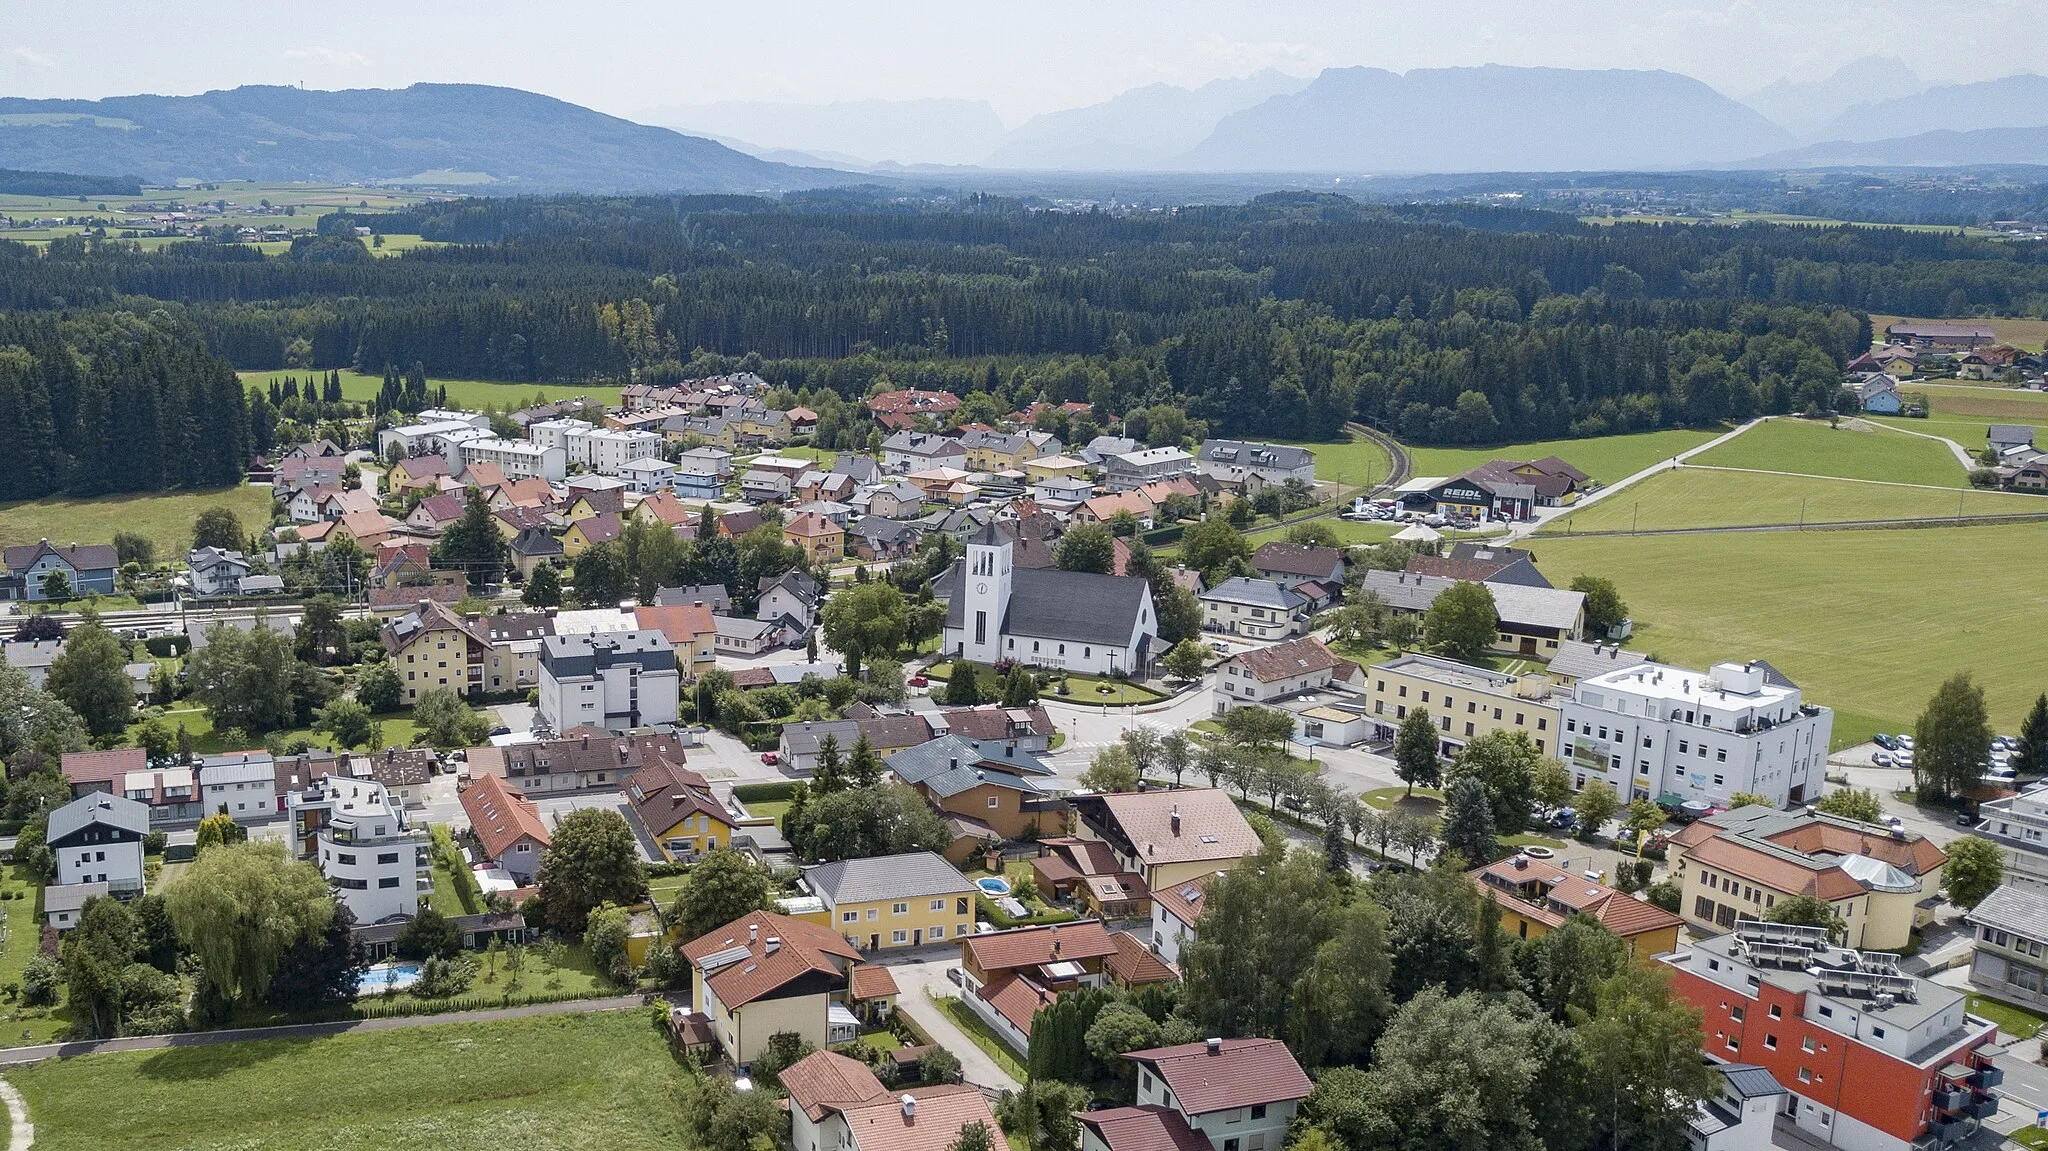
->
[1897,735,1915,750]
[1872,751,1893,767]
[1895,750,1915,770]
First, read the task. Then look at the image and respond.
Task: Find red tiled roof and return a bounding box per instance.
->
[978,972,1057,1035]
[682,910,860,1009]
[1468,856,1682,941]
[849,964,900,1001]
[963,920,1116,973]
[1682,834,1866,902]
[635,603,717,644]
[1078,1107,1213,1151]
[624,755,730,837]
[61,747,147,788]
[837,1085,998,1151]
[1125,1038,1312,1114]
[779,1050,888,1121]
[1148,872,1215,928]
[940,705,1055,742]
[1105,931,1177,986]
[459,773,551,862]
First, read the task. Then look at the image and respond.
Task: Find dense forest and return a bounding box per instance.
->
[4,191,2048,497]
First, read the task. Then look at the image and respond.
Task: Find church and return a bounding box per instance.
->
[933,524,1157,676]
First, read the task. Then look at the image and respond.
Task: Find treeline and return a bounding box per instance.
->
[0,312,249,500]
[0,167,142,197]
[1,194,2047,445]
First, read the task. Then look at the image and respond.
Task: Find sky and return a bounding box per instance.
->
[0,0,2031,125]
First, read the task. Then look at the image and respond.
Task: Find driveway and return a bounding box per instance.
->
[879,955,1021,1093]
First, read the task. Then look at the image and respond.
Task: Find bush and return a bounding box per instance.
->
[412,954,479,998]
[144,634,190,658]
[19,955,60,1006]
[732,782,798,804]
[1646,879,1682,913]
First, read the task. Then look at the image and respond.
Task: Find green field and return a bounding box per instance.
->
[1873,314,2048,351]
[11,1011,695,1151]
[1868,383,2048,453]
[1689,419,1967,487]
[1527,524,2048,742]
[0,485,274,558]
[241,368,622,412]
[1405,427,1723,486]
[1538,467,2042,535]
[1272,435,1395,490]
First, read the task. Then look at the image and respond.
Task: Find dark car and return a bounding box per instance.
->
[1873,733,1898,751]
[1958,811,1981,827]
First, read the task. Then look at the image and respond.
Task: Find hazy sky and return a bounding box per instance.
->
[1,0,2028,124]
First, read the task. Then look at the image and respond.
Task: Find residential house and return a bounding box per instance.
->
[1472,852,1683,960]
[1079,436,1140,466]
[332,508,399,550]
[1199,578,1308,641]
[1974,781,2048,889]
[286,774,428,923]
[367,582,465,617]
[60,747,148,799]
[866,388,961,428]
[1362,652,1559,755]
[358,746,437,808]
[470,730,689,795]
[1404,550,1551,589]
[1124,1039,1312,1151]
[381,600,494,704]
[633,601,719,669]
[1103,448,1196,491]
[1213,636,1340,713]
[1562,658,1832,809]
[784,1053,999,1151]
[1029,474,1096,511]
[881,432,967,475]
[43,882,109,932]
[196,753,278,821]
[1195,439,1317,490]
[714,509,765,539]
[1069,788,1261,895]
[795,470,857,505]
[387,454,456,494]
[805,851,978,951]
[674,458,726,500]
[119,764,205,822]
[458,772,550,884]
[562,512,622,559]
[47,792,148,897]
[933,524,1157,676]
[2,639,62,687]
[784,512,845,565]
[758,570,825,633]
[1024,455,1092,486]
[1075,489,1156,530]
[1032,837,1151,918]
[632,491,697,533]
[935,704,1056,755]
[1249,542,1343,586]
[847,516,920,562]
[866,481,927,520]
[656,584,734,613]
[714,615,788,655]
[1853,375,1904,414]
[906,467,976,506]
[623,755,736,861]
[538,630,681,731]
[886,736,1059,865]
[740,469,793,503]
[372,542,434,589]
[1667,805,1945,950]
[0,539,117,602]
[1104,931,1179,990]
[489,476,558,514]
[682,910,875,1063]
[406,492,468,533]
[459,437,565,483]
[1663,922,1999,1151]
[509,525,565,578]
[1149,872,1215,966]
[1358,570,1586,658]
[961,429,1056,472]
[781,714,937,775]
[1989,424,2036,455]
[959,921,1118,1052]
[1544,639,1649,687]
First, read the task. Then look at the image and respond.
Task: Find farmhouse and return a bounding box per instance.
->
[1358,570,1586,657]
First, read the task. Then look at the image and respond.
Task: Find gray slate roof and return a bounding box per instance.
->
[887,735,1051,796]
[540,630,677,677]
[781,720,860,757]
[1967,883,2048,943]
[1202,576,1306,611]
[934,560,1150,647]
[1198,439,1315,470]
[43,882,108,916]
[47,792,149,843]
[1717,1064,1785,1100]
[803,851,976,906]
[1546,640,1650,681]
[1989,424,2036,446]
[1358,569,1584,631]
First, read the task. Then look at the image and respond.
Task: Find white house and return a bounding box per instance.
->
[286,774,427,924]
[47,792,149,895]
[538,630,681,731]
[197,752,278,821]
[1213,636,1338,713]
[459,437,565,482]
[1103,447,1195,491]
[186,547,252,597]
[1561,659,1832,808]
[617,456,678,494]
[1196,439,1317,489]
[1125,1038,1312,1151]
[881,432,967,475]
[1148,872,1216,966]
[757,570,823,632]
[936,523,1156,676]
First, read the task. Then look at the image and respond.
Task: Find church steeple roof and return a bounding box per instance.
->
[966,521,1007,547]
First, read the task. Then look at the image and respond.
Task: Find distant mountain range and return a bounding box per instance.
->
[1735,125,2048,169]
[983,71,1309,170]
[0,84,847,192]
[641,98,1007,168]
[1812,73,2048,142]
[1181,66,1790,172]
[1740,56,1927,139]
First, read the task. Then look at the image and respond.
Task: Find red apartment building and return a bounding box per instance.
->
[1662,921,2002,1151]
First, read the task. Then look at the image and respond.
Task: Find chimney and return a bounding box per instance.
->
[901,1095,916,1119]
[581,734,590,749]
[748,923,759,944]
[950,757,960,772]
[1170,804,1181,834]
[1206,1037,1222,1056]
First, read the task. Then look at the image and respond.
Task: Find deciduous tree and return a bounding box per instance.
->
[165,841,335,1005]
[1569,575,1628,638]
[45,610,133,737]
[1422,582,1499,662]
[1161,640,1208,682]
[1915,671,1990,800]
[1813,788,1884,824]
[1052,522,1115,573]
[669,848,774,940]
[1945,835,2004,909]
[536,808,648,933]
[1394,708,1441,795]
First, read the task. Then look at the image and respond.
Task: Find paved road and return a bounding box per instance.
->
[1502,418,1765,541]
[0,994,645,1067]
[880,955,1021,1093]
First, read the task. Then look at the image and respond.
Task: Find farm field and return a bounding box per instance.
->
[0,484,274,559]
[240,368,622,411]
[10,1010,694,1151]
[1272,435,1395,490]
[1529,523,2048,744]
[1537,467,2042,535]
[1872,315,2048,350]
[1689,418,1967,487]
[1871,383,2048,453]
[1404,427,1723,486]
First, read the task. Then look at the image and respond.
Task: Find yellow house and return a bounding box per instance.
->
[1362,653,1561,758]
[1069,787,1263,897]
[804,852,979,952]
[962,430,1053,472]
[682,911,866,1064]
[1470,855,1683,963]
[561,512,621,559]
[379,599,492,704]
[623,757,739,860]
[386,455,455,494]
[783,511,845,565]
[1023,455,1090,483]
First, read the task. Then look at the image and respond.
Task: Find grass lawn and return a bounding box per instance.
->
[0,484,274,558]
[2014,1127,2048,1150]
[1536,467,2042,535]
[1502,832,1569,850]
[743,799,791,823]
[1271,434,1394,490]
[932,992,1028,1082]
[1362,786,1443,811]
[925,660,1166,707]
[646,876,687,907]
[427,852,476,916]
[238,368,623,412]
[1966,992,2048,1038]
[1690,419,1968,487]
[1405,427,1724,486]
[128,707,422,757]
[0,863,74,1045]
[12,1010,695,1151]
[857,1028,903,1055]
[1528,524,2048,741]
[1243,517,1403,545]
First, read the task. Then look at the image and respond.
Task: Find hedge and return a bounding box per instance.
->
[732,781,799,804]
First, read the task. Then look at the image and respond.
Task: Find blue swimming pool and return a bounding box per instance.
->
[359,962,423,994]
[976,877,1012,896]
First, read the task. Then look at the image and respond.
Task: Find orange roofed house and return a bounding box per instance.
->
[1068,787,1264,897]
[684,910,899,1063]
[958,920,1119,1053]
[457,772,550,885]
[622,755,737,861]
[782,1049,1003,1151]
[1471,851,1683,962]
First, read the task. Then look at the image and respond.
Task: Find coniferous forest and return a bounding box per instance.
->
[7,191,2048,498]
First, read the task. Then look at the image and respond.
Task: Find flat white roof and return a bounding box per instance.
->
[1395,475,1448,493]
[1583,661,1798,707]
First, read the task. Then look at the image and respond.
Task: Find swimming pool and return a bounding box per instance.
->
[976,877,1012,896]
[358,962,423,994]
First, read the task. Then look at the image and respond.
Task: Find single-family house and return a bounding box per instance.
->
[2,639,62,687]
[1249,542,1343,585]
[1472,852,1684,961]
[784,512,845,565]
[458,772,550,884]
[623,755,736,861]
[958,920,1117,1051]
[1199,578,1308,641]
[759,569,825,632]
[1069,788,1262,895]
[847,516,921,562]
[197,752,278,821]
[562,512,622,558]
[0,539,117,602]
[1123,1039,1313,1151]
[47,791,148,897]
[1212,635,1340,713]
[1149,872,1216,966]
[886,735,1059,864]
[682,910,882,1063]
[882,432,967,475]
[805,851,979,952]
[186,546,252,596]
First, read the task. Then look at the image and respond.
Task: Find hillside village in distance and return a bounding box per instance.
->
[6,322,2048,1151]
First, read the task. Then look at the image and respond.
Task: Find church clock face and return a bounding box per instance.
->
[976,582,989,594]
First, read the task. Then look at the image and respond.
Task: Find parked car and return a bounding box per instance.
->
[759,751,779,766]
[1873,733,1898,751]
[907,675,928,688]
[1873,751,1893,767]
[1895,750,1915,771]
[1959,811,1982,827]
[1897,734,1915,750]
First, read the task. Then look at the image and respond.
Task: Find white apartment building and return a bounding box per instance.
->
[539,630,681,732]
[287,774,429,924]
[198,752,279,821]
[1562,660,1831,809]
[528,419,662,477]
[377,419,485,463]
[1976,784,2048,890]
[416,408,490,430]
[47,792,149,894]
[527,417,594,453]
[459,436,566,482]
[617,456,678,494]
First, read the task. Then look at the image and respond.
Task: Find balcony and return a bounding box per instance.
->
[1977,1065,2005,1089]
[1931,1087,1969,1112]
[1969,1095,1999,1120]
[1928,1116,1965,1145]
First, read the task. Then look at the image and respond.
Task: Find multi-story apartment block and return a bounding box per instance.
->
[1965,882,2048,1012]
[1974,783,2048,890]
[538,630,680,731]
[1362,652,1560,757]
[459,436,565,482]
[286,774,429,924]
[1561,659,1831,808]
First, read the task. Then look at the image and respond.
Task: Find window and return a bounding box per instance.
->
[930,926,945,939]
[931,899,946,911]
[843,911,860,923]
[866,908,878,921]
[988,796,1000,809]
[1768,1005,1782,1019]
[337,853,356,865]
[957,897,970,915]
[1817,1005,1833,1018]
[1141,1072,1153,1093]
[892,930,908,944]
[1801,1037,1814,1053]
[1763,1035,1777,1050]
[892,902,908,915]
[378,852,399,865]
[1797,1068,1812,1083]
[1224,1142,1240,1151]
[1730,1005,1744,1022]
[1870,1025,1885,1039]
[1251,1105,1267,1120]
[378,877,400,888]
